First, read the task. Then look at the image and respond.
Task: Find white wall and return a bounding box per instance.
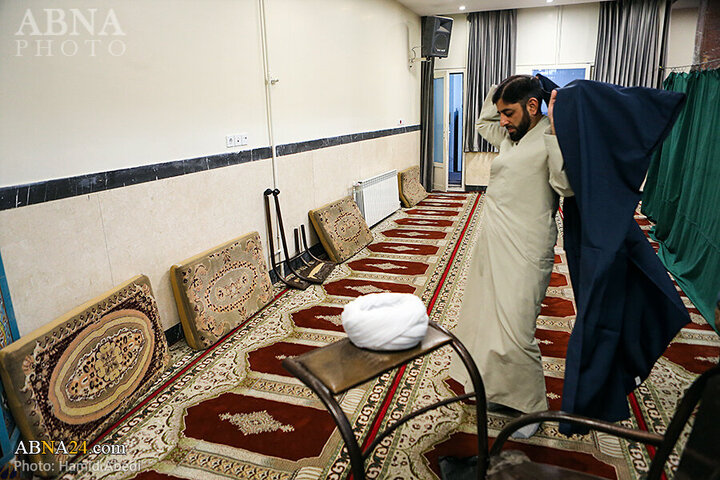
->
[666,7,699,75]
[267,0,420,144]
[0,0,421,336]
[0,0,268,187]
[433,5,600,75]
[515,3,599,73]
[0,0,420,187]
[443,3,699,77]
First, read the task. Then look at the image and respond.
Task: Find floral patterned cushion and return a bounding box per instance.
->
[170,232,273,350]
[398,166,428,207]
[0,275,169,476]
[309,197,374,263]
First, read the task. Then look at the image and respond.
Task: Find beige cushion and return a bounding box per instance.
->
[170,231,273,350]
[398,166,428,207]
[0,275,169,476]
[309,197,373,263]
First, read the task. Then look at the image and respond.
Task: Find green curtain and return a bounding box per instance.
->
[642,69,720,331]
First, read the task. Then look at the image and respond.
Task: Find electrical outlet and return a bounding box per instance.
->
[226,133,249,148]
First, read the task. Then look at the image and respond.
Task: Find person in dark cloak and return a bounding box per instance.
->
[537,74,689,434]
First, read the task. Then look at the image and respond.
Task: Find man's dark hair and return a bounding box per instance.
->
[492,75,543,114]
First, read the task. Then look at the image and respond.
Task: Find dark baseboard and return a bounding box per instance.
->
[1,125,420,212]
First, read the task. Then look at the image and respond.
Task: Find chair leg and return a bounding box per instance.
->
[319,394,366,480]
[282,360,366,480]
[434,323,488,480]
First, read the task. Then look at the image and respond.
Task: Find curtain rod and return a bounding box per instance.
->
[660,57,720,70]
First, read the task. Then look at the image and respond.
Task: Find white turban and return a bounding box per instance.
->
[341,293,429,351]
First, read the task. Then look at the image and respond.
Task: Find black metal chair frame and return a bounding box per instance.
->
[263,189,310,290]
[293,225,336,281]
[490,364,720,480]
[270,189,322,285]
[300,224,332,265]
[282,321,489,480]
[293,228,315,269]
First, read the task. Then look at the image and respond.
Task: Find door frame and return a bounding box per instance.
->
[447,69,466,190]
[433,68,467,192]
[432,71,448,193]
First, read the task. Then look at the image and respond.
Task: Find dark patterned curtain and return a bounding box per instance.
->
[419,57,435,190]
[593,0,671,88]
[464,10,516,153]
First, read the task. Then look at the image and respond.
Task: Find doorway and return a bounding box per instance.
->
[448,72,463,186]
[432,70,465,192]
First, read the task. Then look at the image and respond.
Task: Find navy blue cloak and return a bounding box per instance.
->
[538,77,689,433]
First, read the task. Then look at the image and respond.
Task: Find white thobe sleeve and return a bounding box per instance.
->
[544,126,574,197]
[476,86,507,149]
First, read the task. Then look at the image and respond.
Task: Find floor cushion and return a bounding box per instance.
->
[309,196,374,263]
[170,231,273,350]
[0,275,169,476]
[398,166,429,207]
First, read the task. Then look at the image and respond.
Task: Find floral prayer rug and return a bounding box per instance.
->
[58,195,718,480]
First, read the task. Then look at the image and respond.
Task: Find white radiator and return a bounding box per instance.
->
[353,170,400,227]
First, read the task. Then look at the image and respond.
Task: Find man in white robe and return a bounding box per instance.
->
[451,75,573,437]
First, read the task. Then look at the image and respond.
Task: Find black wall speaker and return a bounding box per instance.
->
[421,16,453,58]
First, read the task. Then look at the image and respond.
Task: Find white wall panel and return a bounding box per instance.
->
[0,195,115,336]
[516,4,599,69]
[0,0,268,187]
[0,0,421,187]
[516,8,559,67]
[265,0,421,145]
[558,3,599,65]
[666,8,699,74]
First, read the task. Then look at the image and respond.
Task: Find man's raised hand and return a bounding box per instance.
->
[548,89,558,135]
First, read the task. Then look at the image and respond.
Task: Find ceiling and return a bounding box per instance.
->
[395,0,607,16]
[395,0,700,16]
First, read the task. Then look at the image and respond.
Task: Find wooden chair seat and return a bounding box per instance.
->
[288,325,451,394]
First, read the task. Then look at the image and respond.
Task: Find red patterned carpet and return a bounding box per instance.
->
[60,195,718,480]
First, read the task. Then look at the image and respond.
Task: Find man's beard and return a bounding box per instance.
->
[507,108,532,142]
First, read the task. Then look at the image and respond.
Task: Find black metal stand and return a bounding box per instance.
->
[263,189,310,290]
[294,226,335,282]
[271,189,334,284]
